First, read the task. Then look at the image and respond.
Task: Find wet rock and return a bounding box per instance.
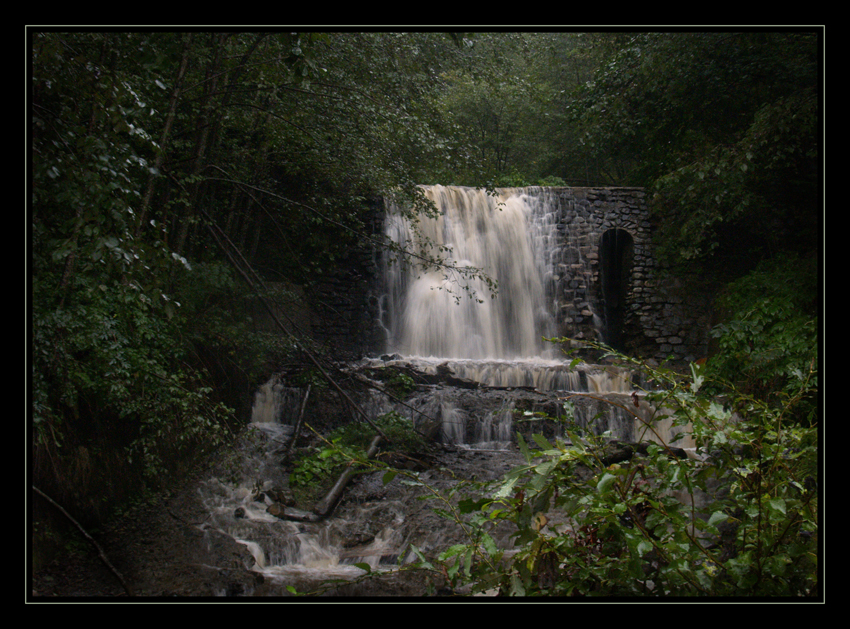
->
[266,503,285,518]
[434,363,480,389]
[264,487,296,507]
[342,532,376,549]
[266,503,322,523]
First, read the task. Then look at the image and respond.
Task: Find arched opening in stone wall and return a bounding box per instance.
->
[599,228,634,351]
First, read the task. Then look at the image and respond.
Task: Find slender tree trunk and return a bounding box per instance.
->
[284,385,311,461]
[174,33,225,258]
[135,32,193,238]
[174,33,268,259]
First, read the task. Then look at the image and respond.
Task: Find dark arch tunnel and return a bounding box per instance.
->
[599,228,634,352]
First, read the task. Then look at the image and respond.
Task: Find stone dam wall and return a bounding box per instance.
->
[300,187,716,366]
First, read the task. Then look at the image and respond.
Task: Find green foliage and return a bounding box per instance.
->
[290,411,428,491]
[706,254,818,423]
[172,262,299,389]
[30,30,473,525]
[31,262,233,483]
[535,175,568,187]
[289,438,358,491]
[430,33,588,187]
[491,171,568,188]
[376,369,416,398]
[403,343,819,598]
[293,367,330,390]
[569,31,820,269]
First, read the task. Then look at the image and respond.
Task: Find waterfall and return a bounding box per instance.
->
[375,185,688,450]
[383,185,561,360]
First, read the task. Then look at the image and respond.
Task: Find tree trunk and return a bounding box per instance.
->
[135,32,193,238]
[174,32,225,258]
[284,385,311,461]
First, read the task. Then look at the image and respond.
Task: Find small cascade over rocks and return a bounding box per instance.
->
[358,354,650,451]
[192,380,530,596]
[194,358,687,595]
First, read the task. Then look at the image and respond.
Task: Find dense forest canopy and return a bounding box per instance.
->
[29,29,821,539]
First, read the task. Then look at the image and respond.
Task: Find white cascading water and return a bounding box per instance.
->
[380,186,640,390]
[194,386,425,595]
[383,185,559,361]
[375,185,655,449]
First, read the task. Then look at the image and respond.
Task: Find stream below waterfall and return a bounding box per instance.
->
[179,352,695,598]
[30,355,696,599]
[192,399,532,597]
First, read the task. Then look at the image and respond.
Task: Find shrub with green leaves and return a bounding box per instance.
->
[289,439,359,490]
[290,411,429,494]
[706,253,818,425]
[403,344,819,598]
[385,370,416,399]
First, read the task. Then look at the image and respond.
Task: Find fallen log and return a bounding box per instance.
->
[597,440,688,466]
[312,435,383,518]
[267,504,323,523]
